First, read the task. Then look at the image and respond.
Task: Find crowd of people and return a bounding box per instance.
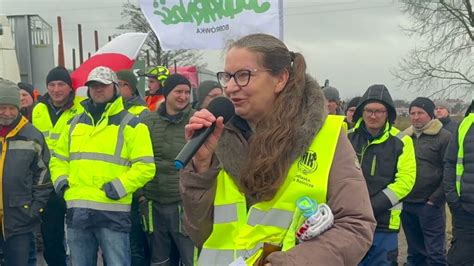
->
[0,33,473,266]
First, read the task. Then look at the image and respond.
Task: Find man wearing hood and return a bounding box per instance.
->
[49,66,155,265]
[32,66,84,266]
[139,74,195,266]
[443,100,474,265]
[348,84,416,265]
[402,97,450,265]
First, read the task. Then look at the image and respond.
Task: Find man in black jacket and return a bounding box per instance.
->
[0,78,52,265]
[348,84,416,266]
[443,100,474,265]
[402,97,451,266]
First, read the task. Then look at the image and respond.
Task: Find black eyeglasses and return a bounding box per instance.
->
[363,109,387,117]
[216,69,271,88]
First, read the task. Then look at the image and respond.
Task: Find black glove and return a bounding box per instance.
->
[56,181,69,198]
[103,181,122,200]
[371,192,394,217]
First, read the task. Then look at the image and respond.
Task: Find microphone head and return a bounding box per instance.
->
[206,96,235,123]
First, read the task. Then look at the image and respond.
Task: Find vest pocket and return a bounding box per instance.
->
[8,195,34,227]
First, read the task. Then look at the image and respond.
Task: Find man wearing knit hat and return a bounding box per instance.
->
[348,84,416,266]
[32,66,84,266]
[435,100,458,135]
[139,73,195,266]
[400,97,450,265]
[323,86,343,115]
[0,78,52,265]
[345,96,361,128]
[17,82,35,121]
[116,70,149,119]
[49,66,155,265]
[196,80,223,110]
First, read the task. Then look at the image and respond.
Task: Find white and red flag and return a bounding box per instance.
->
[71,32,148,90]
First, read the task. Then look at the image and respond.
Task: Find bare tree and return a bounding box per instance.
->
[118,2,205,68]
[394,0,473,97]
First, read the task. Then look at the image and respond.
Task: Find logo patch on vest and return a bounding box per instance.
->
[298,151,318,174]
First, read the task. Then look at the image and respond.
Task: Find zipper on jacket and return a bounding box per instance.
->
[360,140,372,164]
[370,155,377,176]
[0,137,7,240]
[0,117,27,240]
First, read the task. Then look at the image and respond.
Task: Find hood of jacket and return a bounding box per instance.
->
[123,95,147,109]
[353,84,396,124]
[216,74,328,180]
[403,119,443,136]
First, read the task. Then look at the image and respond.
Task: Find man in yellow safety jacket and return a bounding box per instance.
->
[49,66,155,266]
[32,66,84,266]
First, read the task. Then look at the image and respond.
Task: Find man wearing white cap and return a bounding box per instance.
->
[49,66,155,266]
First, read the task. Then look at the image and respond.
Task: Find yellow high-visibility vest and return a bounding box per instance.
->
[456,113,474,195]
[199,115,344,265]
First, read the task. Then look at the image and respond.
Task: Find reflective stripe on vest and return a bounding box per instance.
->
[69,152,131,166]
[198,115,344,265]
[67,112,135,166]
[455,113,474,195]
[67,199,131,212]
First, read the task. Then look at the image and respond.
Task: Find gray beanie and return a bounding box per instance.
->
[323,86,340,102]
[434,99,451,113]
[0,78,21,109]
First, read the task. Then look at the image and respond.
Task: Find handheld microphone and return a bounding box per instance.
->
[174,97,235,169]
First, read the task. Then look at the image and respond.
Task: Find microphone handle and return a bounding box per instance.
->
[174,123,216,170]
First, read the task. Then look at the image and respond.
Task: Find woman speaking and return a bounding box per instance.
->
[180,33,376,266]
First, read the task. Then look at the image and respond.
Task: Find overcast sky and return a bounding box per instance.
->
[1,0,423,100]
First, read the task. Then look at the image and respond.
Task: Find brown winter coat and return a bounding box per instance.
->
[179,77,376,265]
